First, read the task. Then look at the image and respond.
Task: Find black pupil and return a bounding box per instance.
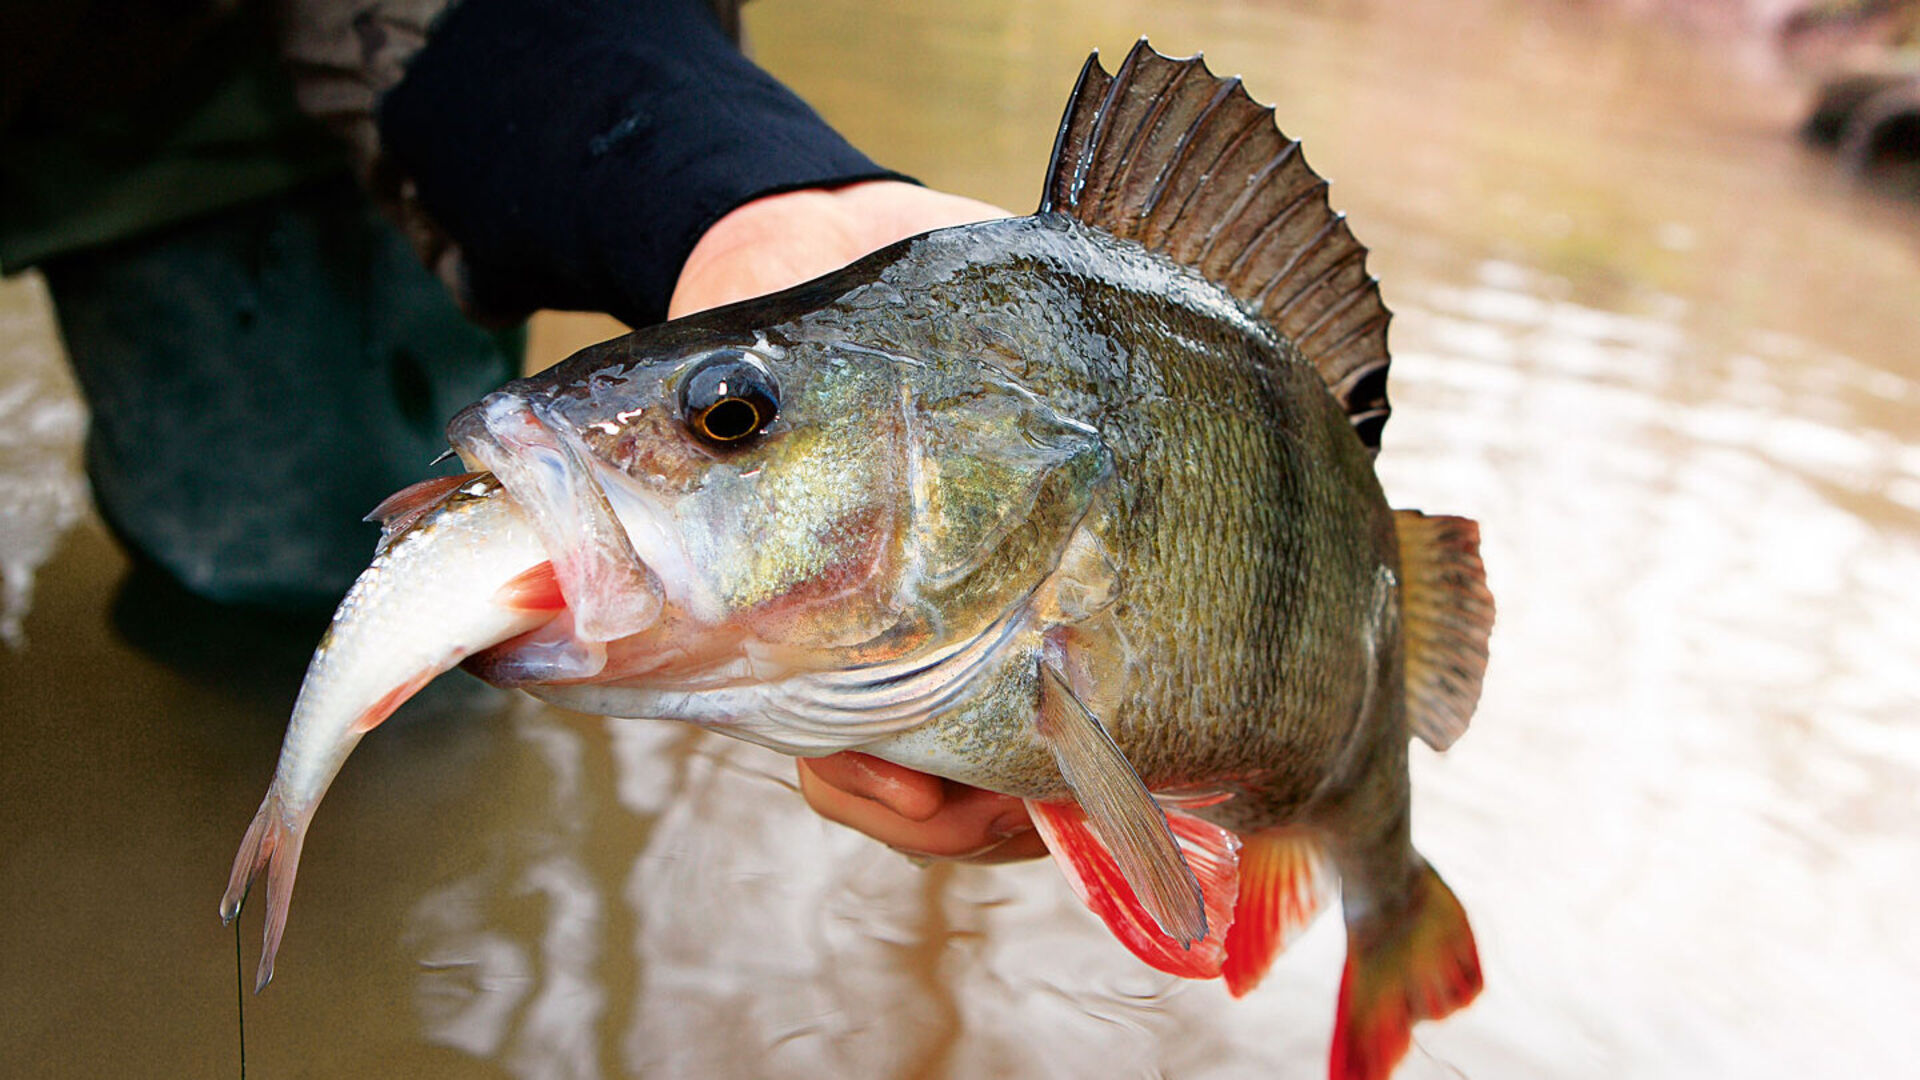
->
[681,353,778,447]
[701,397,761,441]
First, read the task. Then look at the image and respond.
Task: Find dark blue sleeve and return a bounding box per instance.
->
[377,0,907,327]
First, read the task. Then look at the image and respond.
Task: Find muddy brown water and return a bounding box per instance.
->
[4,1,1918,1077]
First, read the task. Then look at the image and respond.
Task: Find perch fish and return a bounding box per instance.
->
[222,42,1495,1080]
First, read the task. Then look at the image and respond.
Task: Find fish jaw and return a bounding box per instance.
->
[220,476,557,990]
[450,392,665,643]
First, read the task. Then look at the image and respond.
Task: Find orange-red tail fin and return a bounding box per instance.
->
[1222,828,1333,997]
[1329,862,1481,1080]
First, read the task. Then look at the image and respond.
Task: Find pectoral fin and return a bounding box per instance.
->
[1033,660,1211,945]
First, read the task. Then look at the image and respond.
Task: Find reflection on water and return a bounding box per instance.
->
[3,0,1918,1077]
[1382,262,1920,1078]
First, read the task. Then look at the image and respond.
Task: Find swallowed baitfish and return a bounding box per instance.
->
[222,41,1494,1080]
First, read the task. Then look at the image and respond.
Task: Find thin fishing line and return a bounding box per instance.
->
[234,918,247,1080]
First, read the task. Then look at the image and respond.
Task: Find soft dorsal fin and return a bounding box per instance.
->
[1393,511,1494,750]
[1040,40,1394,453]
[364,472,485,553]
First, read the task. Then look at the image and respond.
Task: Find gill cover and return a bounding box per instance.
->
[907,371,1114,606]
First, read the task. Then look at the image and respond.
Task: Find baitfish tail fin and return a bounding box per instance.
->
[1040,40,1394,452]
[1028,799,1239,979]
[220,796,310,992]
[1331,862,1482,1080]
[1392,511,1494,750]
[1222,828,1334,997]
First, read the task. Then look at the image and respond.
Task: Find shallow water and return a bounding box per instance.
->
[4,0,1918,1077]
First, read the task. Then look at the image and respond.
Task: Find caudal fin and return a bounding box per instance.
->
[219,796,309,992]
[1330,862,1481,1080]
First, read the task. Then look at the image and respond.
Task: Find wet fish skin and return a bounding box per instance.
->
[480,214,1388,817]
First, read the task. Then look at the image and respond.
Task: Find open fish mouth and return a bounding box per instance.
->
[448,391,669,644]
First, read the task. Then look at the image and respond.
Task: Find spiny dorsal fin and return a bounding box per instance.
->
[1040,40,1394,453]
[1393,511,1494,750]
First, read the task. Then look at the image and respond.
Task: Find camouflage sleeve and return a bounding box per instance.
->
[270,0,455,295]
[272,0,901,327]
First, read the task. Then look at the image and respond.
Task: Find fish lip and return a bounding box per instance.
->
[447,390,583,475]
[444,396,490,465]
[444,390,528,472]
[448,389,668,641]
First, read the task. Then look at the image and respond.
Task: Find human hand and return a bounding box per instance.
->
[796,752,1047,864]
[670,180,1043,864]
[668,179,1010,317]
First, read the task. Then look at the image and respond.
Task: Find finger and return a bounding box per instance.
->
[921,786,1046,863]
[669,182,1016,318]
[797,759,1040,861]
[802,752,944,821]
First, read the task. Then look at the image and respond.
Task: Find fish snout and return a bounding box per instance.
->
[449,391,666,642]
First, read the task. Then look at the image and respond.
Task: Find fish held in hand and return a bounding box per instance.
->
[219,474,557,990]
[222,41,1495,1080]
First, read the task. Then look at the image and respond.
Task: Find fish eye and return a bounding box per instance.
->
[678,350,780,448]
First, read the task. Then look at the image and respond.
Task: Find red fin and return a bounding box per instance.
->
[1035,661,1207,943]
[365,472,484,550]
[1027,799,1239,979]
[1222,828,1333,997]
[352,670,435,734]
[1330,864,1483,1080]
[494,561,566,613]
